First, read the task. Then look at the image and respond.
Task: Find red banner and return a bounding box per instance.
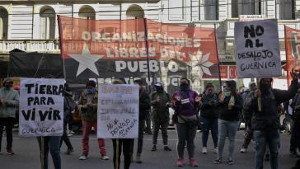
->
[284,26,300,86]
[58,16,218,87]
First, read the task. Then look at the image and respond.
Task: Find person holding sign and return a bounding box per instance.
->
[133,79,150,163]
[243,73,299,169]
[0,78,19,155]
[111,78,135,169]
[172,77,201,167]
[150,82,172,152]
[78,80,109,160]
[215,80,242,165]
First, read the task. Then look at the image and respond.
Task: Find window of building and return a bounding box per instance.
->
[279,0,295,20]
[78,6,95,20]
[204,0,218,20]
[232,0,261,18]
[40,7,55,39]
[126,5,144,19]
[0,8,8,40]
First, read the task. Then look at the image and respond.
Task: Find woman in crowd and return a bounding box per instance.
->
[200,83,219,154]
[172,77,202,167]
[215,80,242,165]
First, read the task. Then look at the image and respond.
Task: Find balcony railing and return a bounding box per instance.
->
[0,40,60,54]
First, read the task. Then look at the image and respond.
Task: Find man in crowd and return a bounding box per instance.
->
[150,82,172,152]
[243,72,299,169]
[78,80,109,160]
[134,79,150,163]
[0,78,19,155]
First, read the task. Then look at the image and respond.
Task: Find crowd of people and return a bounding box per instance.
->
[0,75,300,169]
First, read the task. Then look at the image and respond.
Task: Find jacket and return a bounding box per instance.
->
[0,87,19,118]
[78,89,98,122]
[139,88,150,121]
[151,91,170,122]
[218,94,242,122]
[244,79,298,130]
[200,93,219,119]
[172,89,200,116]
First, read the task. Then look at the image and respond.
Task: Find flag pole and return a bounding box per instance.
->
[143,18,152,92]
[57,15,66,80]
[284,25,290,87]
[214,24,222,92]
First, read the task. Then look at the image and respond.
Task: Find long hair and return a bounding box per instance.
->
[225,80,237,96]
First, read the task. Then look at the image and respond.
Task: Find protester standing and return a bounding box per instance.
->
[60,84,75,155]
[200,83,218,154]
[78,80,109,160]
[0,78,19,155]
[150,82,172,152]
[111,78,134,169]
[215,80,242,165]
[243,73,298,169]
[172,77,201,167]
[133,79,150,163]
[290,87,300,157]
[240,82,257,153]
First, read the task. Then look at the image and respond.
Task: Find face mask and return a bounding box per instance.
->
[87,87,95,94]
[180,83,189,91]
[224,91,231,97]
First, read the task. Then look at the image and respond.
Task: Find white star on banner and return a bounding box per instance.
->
[69,43,103,77]
[189,50,214,78]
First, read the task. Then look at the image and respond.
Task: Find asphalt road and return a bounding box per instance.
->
[0,129,298,169]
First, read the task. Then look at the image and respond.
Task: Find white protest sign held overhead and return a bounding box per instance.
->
[97,84,139,139]
[234,19,282,78]
[19,78,65,137]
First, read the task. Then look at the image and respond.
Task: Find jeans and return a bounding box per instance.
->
[112,139,134,169]
[152,120,169,145]
[217,119,238,159]
[0,117,14,151]
[81,120,106,156]
[60,122,73,150]
[137,119,145,155]
[254,129,280,169]
[176,122,197,159]
[37,136,61,169]
[242,125,254,149]
[200,117,218,148]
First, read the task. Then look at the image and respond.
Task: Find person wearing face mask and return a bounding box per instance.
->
[150,82,172,152]
[172,77,202,167]
[78,80,109,161]
[243,72,299,169]
[215,80,242,165]
[0,78,19,155]
[200,83,219,154]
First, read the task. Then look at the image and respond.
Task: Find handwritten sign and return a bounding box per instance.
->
[19,78,65,137]
[234,19,281,78]
[97,84,139,138]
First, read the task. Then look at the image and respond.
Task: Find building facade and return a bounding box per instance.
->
[0,0,299,90]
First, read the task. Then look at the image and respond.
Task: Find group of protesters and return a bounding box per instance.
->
[0,74,300,169]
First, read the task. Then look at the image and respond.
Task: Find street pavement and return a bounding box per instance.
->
[0,129,298,169]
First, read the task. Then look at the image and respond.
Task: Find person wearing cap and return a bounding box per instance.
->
[133,78,150,163]
[172,77,202,167]
[150,82,172,152]
[243,72,299,169]
[78,80,109,160]
[0,78,19,155]
[111,78,134,169]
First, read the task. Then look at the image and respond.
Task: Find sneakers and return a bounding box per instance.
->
[136,155,142,163]
[227,158,234,165]
[65,148,74,155]
[177,158,183,167]
[202,147,207,154]
[240,148,247,153]
[79,155,87,160]
[7,149,15,155]
[189,158,199,167]
[214,158,222,164]
[101,155,109,160]
[214,148,218,154]
[164,146,172,151]
[151,145,157,151]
